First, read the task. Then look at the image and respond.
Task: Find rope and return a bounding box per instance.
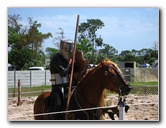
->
[8,102,157,119]
[8,105,117,119]
[8,90,51,95]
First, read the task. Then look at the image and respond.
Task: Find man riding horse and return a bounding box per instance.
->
[44,39,130,120]
[48,39,87,119]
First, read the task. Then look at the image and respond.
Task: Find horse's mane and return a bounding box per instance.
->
[84,58,122,75]
[102,58,122,74]
[77,58,122,87]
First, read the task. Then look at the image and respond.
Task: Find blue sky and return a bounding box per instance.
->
[8,7,159,54]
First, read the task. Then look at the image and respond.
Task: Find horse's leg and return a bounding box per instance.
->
[34,92,51,120]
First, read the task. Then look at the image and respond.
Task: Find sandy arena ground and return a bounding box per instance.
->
[8,94,159,121]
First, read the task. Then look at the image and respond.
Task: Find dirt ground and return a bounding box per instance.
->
[8,94,159,121]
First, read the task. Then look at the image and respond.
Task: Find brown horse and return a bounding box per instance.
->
[34,58,132,120]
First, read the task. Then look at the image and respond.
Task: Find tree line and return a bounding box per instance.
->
[8,14,158,70]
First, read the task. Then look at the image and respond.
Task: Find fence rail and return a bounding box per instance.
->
[8,68,158,97]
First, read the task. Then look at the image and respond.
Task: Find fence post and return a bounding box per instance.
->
[17,79,21,106]
[45,70,47,86]
[30,71,32,87]
[13,70,16,97]
[119,100,125,120]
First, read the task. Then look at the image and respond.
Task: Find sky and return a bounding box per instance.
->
[8,7,159,54]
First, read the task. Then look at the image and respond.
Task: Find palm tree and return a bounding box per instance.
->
[77,38,93,55]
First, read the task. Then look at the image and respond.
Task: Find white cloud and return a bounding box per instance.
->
[19,11,158,52]
[35,14,77,30]
[96,15,158,39]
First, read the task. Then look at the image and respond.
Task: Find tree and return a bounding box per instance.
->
[53,27,65,48]
[118,46,158,66]
[118,50,136,61]
[131,49,142,56]
[99,44,118,60]
[8,14,24,48]
[78,19,105,63]
[45,47,59,60]
[77,38,93,55]
[8,14,52,70]
[27,17,52,52]
[151,41,158,59]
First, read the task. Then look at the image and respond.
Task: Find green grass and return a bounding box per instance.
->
[107,81,158,95]
[8,85,51,92]
[8,85,52,97]
[8,82,159,97]
[130,81,158,86]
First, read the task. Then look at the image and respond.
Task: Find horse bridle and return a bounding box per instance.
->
[102,64,129,96]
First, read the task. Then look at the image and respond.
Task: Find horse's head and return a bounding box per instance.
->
[100,59,132,96]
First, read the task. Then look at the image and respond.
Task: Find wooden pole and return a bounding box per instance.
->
[17,79,21,106]
[65,15,80,120]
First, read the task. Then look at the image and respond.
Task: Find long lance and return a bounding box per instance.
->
[65,15,80,120]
